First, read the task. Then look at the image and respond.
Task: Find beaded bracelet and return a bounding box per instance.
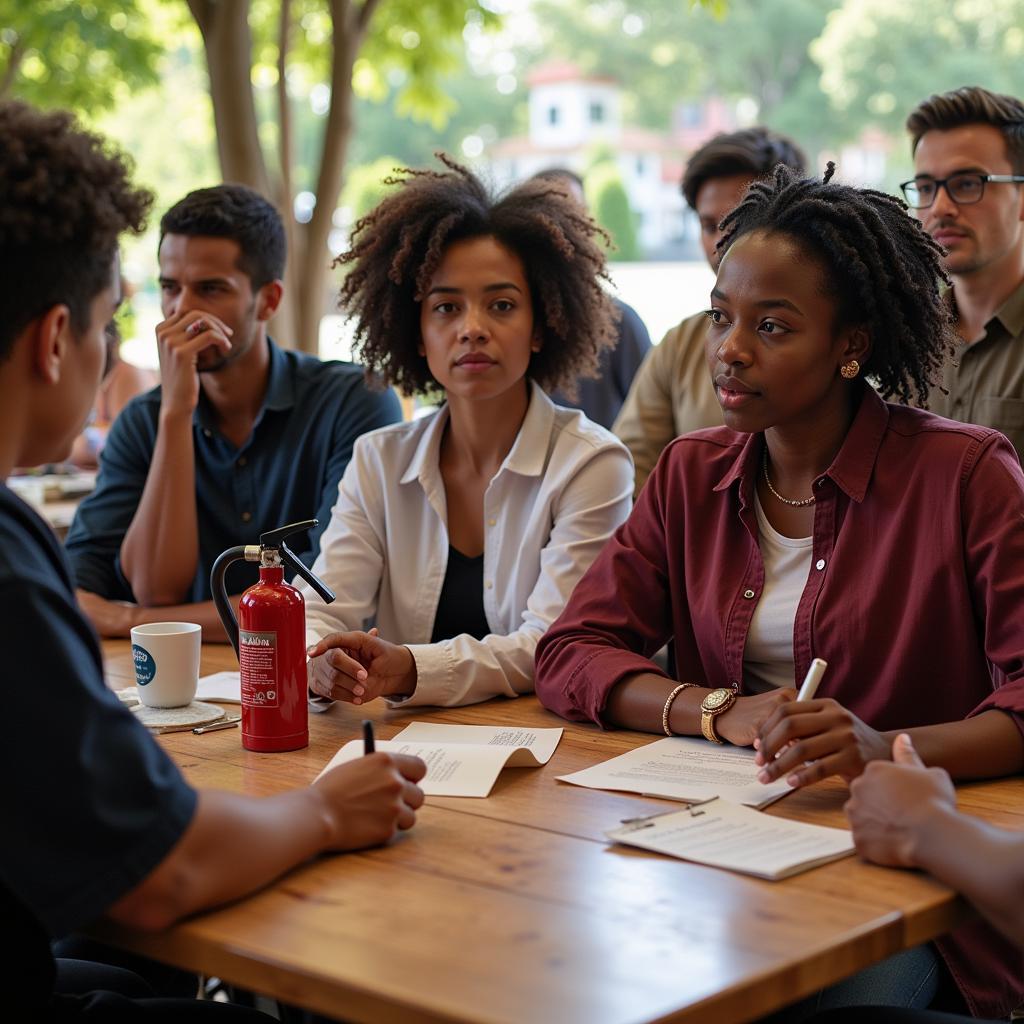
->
[662,682,698,736]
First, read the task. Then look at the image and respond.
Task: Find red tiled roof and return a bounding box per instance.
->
[526,61,618,87]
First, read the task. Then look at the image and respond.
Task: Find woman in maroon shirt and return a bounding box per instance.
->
[536,164,1024,1019]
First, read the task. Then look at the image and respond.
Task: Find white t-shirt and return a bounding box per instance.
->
[743,493,813,692]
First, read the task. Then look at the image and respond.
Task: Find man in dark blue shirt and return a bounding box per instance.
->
[66,184,401,640]
[0,99,424,1020]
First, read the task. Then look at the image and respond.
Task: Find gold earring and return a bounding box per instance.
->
[840,360,860,380]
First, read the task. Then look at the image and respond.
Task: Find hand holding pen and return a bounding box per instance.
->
[755,657,891,788]
[311,720,426,851]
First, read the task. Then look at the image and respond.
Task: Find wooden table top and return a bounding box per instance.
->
[98,640,1024,1024]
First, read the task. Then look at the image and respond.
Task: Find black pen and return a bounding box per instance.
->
[362,719,375,755]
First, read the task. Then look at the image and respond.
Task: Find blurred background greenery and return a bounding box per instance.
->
[3,0,1021,358]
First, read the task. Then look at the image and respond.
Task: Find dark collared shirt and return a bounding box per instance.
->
[66,339,401,601]
[536,384,1024,1017]
[927,278,1024,460]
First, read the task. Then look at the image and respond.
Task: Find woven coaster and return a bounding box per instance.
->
[131,700,226,734]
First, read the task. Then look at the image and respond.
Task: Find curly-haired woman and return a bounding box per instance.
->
[536,164,1024,1019]
[302,156,633,709]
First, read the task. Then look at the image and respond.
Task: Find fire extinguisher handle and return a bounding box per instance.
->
[211,545,249,656]
[279,542,336,606]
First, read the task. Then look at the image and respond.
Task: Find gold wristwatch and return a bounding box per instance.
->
[700,687,737,744]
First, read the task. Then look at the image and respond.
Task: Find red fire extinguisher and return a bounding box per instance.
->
[211,520,335,752]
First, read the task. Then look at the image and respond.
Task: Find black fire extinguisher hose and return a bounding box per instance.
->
[210,545,247,658]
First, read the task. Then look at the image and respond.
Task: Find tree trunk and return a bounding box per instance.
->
[292,0,380,354]
[273,0,301,348]
[187,0,299,344]
[0,38,25,98]
[188,0,269,193]
[185,0,383,352]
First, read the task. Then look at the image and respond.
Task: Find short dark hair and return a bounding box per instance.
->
[159,184,286,289]
[0,101,151,362]
[337,154,618,396]
[716,163,956,407]
[906,86,1024,174]
[681,127,807,209]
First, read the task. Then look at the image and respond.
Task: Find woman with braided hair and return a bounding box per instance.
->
[537,163,1024,1019]
[302,155,633,709]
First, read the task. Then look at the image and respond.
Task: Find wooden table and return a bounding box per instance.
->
[98,640,1024,1024]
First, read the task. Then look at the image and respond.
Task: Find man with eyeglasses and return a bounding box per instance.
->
[903,86,1024,458]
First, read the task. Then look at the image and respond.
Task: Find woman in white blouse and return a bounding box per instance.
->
[303,156,634,708]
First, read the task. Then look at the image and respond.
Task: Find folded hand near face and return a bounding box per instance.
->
[307,630,418,705]
[753,697,892,788]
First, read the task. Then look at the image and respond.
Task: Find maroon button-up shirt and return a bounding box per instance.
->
[536,385,1024,1017]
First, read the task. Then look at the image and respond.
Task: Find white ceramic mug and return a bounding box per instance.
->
[130,622,202,708]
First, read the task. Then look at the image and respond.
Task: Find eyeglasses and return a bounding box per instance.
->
[900,173,1024,209]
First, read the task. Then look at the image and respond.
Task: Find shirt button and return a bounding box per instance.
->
[488,518,496,527]
[485,580,493,590]
[241,511,252,523]
[202,428,213,438]
[743,588,755,599]
[816,558,826,571]
[238,456,247,468]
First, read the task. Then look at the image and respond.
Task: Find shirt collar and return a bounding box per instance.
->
[712,383,889,506]
[194,337,290,432]
[399,380,555,487]
[501,381,556,477]
[991,277,1024,340]
[946,279,1024,343]
[262,338,296,412]
[400,402,450,486]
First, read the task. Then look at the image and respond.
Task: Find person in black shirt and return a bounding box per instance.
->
[0,99,425,1021]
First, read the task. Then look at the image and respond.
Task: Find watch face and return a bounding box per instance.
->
[704,688,732,711]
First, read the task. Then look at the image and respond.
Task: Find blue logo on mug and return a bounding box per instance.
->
[132,644,156,686]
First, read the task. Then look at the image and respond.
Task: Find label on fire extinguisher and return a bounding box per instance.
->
[240,629,279,708]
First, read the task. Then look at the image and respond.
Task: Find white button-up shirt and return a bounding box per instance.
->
[301,383,633,707]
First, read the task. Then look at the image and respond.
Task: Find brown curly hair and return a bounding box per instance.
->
[336,154,618,396]
[0,101,152,361]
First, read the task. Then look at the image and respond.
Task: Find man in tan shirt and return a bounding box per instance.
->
[903,87,1024,459]
[613,127,806,492]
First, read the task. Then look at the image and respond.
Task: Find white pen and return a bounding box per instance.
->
[797,658,828,701]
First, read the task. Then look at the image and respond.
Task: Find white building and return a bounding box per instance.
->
[487,62,688,256]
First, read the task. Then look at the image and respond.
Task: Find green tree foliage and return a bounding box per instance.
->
[342,155,402,220]
[586,162,638,261]
[0,0,161,109]
[524,0,837,141]
[182,0,503,350]
[813,0,1024,145]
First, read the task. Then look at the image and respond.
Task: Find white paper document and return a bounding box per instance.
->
[115,671,242,705]
[318,723,563,797]
[606,798,855,880]
[557,736,792,809]
[195,671,241,703]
